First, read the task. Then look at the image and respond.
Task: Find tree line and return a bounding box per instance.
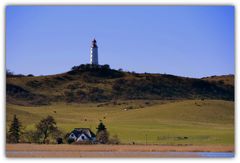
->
[7,115,119,144]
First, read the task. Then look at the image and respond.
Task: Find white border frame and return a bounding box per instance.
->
[1,1,239,163]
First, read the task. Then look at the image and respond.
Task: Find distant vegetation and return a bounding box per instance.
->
[68,64,124,78]
[6,64,234,106]
[7,69,34,78]
[202,74,234,86]
[7,115,63,144]
[7,114,118,144]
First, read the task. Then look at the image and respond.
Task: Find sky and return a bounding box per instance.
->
[6,6,234,78]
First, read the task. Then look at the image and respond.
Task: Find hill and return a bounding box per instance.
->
[202,75,234,86]
[6,64,234,106]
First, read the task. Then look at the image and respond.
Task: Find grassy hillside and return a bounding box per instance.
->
[6,65,234,106]
[6,100,234,145]
[202,75,234,86]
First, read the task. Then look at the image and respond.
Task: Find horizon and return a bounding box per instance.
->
[7,63,234,79]
[6,6,235,78]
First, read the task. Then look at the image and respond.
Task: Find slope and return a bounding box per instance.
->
[6,65,234,106]
[6,100,234,145]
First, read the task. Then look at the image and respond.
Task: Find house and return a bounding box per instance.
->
[68,128,96,143]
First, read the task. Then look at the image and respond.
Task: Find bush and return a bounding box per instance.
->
[22,130,40,143]
[64,91,75,103]
[96,130,109,144]
[96,121,109,144]
[27,74,34,77]
[218,80,224,84]
[67,138,75,144]
[56,137,63,144]
[64,133,74,144]
[108,135,120,144]
[102,64,110,70]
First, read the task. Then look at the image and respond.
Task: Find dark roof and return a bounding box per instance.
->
[71,128,96,140]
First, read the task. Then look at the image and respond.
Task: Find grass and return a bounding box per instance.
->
[6,100,234,145]
[7,71,234,106]
[6,144,234,157]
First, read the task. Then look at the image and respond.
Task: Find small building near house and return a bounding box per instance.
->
[68,128,96,143]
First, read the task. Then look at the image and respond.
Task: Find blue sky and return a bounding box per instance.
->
[6,6,234,78]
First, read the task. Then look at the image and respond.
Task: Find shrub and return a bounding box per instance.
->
[27,74,34,77]
[64,91,75,103]
[22,130,40,143]
[108,135,120,144]
[96,121,109,144]
[96,130,109,144]
[102,64,110,70]
[56,137,63,144]
[67,138,75,144]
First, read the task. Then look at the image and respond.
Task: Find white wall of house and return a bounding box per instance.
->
[76,133,90,142]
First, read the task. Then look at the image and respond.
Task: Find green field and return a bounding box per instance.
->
[6,100,234,145]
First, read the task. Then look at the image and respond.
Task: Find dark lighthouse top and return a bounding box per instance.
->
[92,39,98,48]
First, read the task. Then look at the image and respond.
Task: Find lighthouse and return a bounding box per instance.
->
[90,39,98,65]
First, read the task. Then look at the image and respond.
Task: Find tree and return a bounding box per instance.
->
[96,121,106,133]
[35,116,59,144]
[96,121,109,144]
[8,115,22,143]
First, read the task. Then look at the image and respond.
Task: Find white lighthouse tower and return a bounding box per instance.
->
[90,39,98,65]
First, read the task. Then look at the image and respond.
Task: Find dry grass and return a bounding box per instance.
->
[6,144,234,158]
[6,144,234,152]
[202,75,234,86]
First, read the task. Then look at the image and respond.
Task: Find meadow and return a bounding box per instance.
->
[6,99,234,145]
